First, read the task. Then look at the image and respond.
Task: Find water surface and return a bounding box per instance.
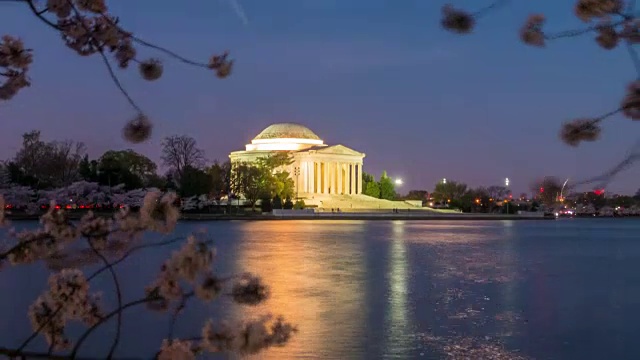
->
[1,219,639,359]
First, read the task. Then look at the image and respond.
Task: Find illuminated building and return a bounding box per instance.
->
[229,123,366,195]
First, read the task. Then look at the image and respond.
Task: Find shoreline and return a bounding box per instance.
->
[4,212,557,221]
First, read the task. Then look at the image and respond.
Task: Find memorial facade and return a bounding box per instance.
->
[229,123,366,196]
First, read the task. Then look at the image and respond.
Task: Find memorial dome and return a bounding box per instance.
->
[253,123,321,141]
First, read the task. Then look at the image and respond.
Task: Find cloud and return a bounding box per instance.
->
[226,0,249,26]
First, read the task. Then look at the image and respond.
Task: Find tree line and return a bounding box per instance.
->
[0,130,298,209]
[0,131,407,211]
[398,177,640,214]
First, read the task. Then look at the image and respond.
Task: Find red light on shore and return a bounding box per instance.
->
[540,187,544,193]
[594,189,605,196]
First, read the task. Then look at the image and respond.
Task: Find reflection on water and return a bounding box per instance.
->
[228,221,368,359]
[383,221,411,358]
[2,219,640,359]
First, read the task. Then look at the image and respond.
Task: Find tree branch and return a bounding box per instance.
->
[167,292,195,341]
[70,297,154,358]
[473,0,510,18]
[87,239,122,359]
[0,347,70,360]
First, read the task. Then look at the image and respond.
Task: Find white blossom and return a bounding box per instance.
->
[158,339,195,360]
[28,269,103,350]
[200,315,297,355]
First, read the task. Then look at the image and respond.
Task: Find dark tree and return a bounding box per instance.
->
[161,135,205,178]
[179,166,213,198]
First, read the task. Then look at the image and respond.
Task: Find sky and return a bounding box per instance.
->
[1,0,640,195]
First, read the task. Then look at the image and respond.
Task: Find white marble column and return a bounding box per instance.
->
[336,162,342,195]
[350,163,356,195]
[307,161,315,194]
[331,161,338,194]
[327,162,332,194]
[320,162,326,194]
[357,164,362,194]
[315,162,321,194]
[302,162,307,194]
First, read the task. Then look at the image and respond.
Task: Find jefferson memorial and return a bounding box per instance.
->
[229,123,365,196]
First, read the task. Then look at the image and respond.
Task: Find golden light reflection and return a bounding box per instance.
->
[498,220,517,337]
[382,221,411,355]
[227,220,368,359]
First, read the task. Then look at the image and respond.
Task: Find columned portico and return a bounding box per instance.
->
[230,123,366,198]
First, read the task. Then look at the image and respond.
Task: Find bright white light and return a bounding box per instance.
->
[505,177,510,187]
[442,178,447,184]
[395,178,403,186]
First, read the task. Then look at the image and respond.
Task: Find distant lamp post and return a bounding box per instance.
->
[394,178,403,186]
[442,178,447,184]
[293,166,301,200]
[505,177,510,214]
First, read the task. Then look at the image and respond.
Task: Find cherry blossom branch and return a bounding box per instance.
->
[86,239,122,358]
[16,306,65,352]
[23,0,62,31]
[544,19,628,40]
[69,296,156,358]
[2,0,233,143]
[473,0,510,18]
[0,233,56,261]
[0,347,70,359]
[86,236,187,281]
[11,235,187,355]
[167,292,195,341]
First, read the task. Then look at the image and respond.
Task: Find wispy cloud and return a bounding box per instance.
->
[226,0,249,26]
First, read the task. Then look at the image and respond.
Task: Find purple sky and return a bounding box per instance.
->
[1,0,639,195]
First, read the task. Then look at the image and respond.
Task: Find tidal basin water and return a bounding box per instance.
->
[2,219,640,359]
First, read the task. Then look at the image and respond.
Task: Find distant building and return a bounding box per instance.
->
[229,123,365,196]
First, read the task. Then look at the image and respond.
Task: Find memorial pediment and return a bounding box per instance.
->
[313,144,364,157]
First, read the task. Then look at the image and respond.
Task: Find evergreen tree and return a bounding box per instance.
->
[0,162,11,188]
[362,172,380,198]
[283,197,294,209]
[379,171,396,200]
[272,195,283,209]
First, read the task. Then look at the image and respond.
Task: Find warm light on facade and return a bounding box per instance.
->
[246,137,324,151]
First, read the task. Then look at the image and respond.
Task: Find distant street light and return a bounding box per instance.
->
[442,178,447,184]
[395,178,403,186]
[505,177,510,214]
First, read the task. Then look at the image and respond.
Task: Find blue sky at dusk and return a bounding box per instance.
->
[1,0,639,195]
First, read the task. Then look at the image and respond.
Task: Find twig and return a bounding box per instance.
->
[70,297,154,358]
[0,347,69,359]
[593,107,624,124]
[130,35,210,69]
[625,42,640,79]
[87,239,123,359]
[15,306,64,352]
[473,0,510,18]
[545,20,626,40]
[69,0,144,114]
[23,0,62,31]
[97,48,143,113]
[167,293,195,341]
[86,236,190,281]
